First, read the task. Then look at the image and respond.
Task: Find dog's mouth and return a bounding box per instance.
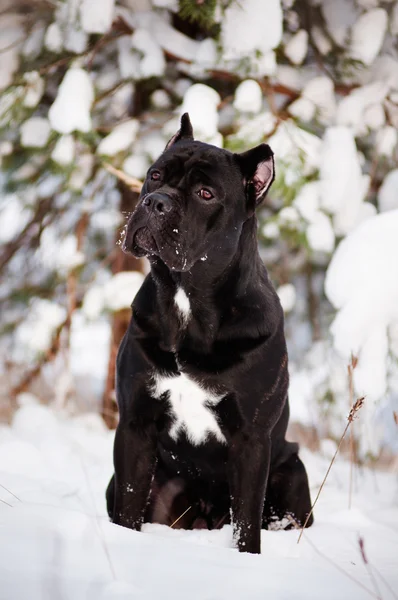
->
[133,227,158,254]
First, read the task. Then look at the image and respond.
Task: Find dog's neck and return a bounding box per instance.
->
[149,217,263,352]
[152,217,260,296]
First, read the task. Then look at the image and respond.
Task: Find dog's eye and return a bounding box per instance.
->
[199,188,213,200]
[151,171,161,181]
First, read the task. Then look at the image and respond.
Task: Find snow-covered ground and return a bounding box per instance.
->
[0,403,397,600]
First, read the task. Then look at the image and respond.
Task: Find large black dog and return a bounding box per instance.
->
[106,113,313,553]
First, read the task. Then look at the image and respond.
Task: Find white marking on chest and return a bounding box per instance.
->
[151,372,226,445]
[174,287,191,323]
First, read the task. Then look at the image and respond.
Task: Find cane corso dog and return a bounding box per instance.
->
[106,113,313,553]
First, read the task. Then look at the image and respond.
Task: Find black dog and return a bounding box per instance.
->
[106,113,313,553]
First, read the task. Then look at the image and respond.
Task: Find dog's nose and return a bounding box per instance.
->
[143,192,172,215]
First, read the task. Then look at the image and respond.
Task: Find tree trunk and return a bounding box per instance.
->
[101,186,144,429]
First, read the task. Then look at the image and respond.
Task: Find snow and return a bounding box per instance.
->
[363,102,385,130]
[311,25,332,55]
[378,169,398,212]
[284,30,308,66]
[123,154,149,179]
[51,135,75,166]
[233,80,263,114]
[117,36,140,80]
[0,194,32,244]
[336,81,389,135]
[268,121,322,175]
[80,0,115,34]
[180,84,221,140]
[22,71,45,108]
[321,0,358,46]
[290,77,336,124]
[69,154,94,190]
[0,14,24,91]
[64,26,88,54]
[306,211,335,253]
[1,403,397,599]
[262,222,279,239]
[233,112,276,146]
[104,272,145,313]
[49,68,94,134]
[131,29,166,79]
[45,22,63,53]
[325,210,398,428]
[82,271,145,319]
[13,300,66,361]
[126,11,199,63]
[22,21,45,60]
[276,283,296,312]
[319,127,369,236]
[39,229,85,274]
[97,120,139,156]
[150,89,171,109]
[375,126,397,156]
[350,8,388,66]
[392,1,398,36]
[20,117,51,148]
[293,182,320,222]
[221,0,282,61]
[139,133,167,161]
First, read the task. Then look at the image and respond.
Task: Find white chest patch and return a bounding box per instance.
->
[174,288,191,323]
[151,372,226,445]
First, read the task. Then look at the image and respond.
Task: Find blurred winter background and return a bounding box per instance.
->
[1,0,398,464]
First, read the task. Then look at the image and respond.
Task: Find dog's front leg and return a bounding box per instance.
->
[228,432,271,554]
[112,420,157,530]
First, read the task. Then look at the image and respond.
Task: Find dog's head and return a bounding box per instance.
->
[123,113,275,272]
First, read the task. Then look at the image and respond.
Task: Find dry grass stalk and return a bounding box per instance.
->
[393,412,398,426]
[170,505,192,528]
[103,163,143,193]
[348,354,358,509]
[298,396,365,543]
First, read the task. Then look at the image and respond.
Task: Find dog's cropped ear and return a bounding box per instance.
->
[165,113,194,150]
[236,144,275,209]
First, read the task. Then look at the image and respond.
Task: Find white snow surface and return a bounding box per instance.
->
[325,209,398,407]
[276,283,296,313]
[97,120,139,156]
[22,71,45,108]
[49,68,94,134]
[319,127,369,235]
[375,126,397,157]
[350,8,388,66]
[0,403,397,600]
[179,84,221,140]
[378,169,398,212]
[51,135,75,166]
[131,29,166,79]
[80,0,115,34]
[0,14,24,91]
[284,30,308,66]
[82,271,145,319]
[221,0,282,61]
[20,117,51,148]
[13,300,66,361]
[233,80,263,114]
